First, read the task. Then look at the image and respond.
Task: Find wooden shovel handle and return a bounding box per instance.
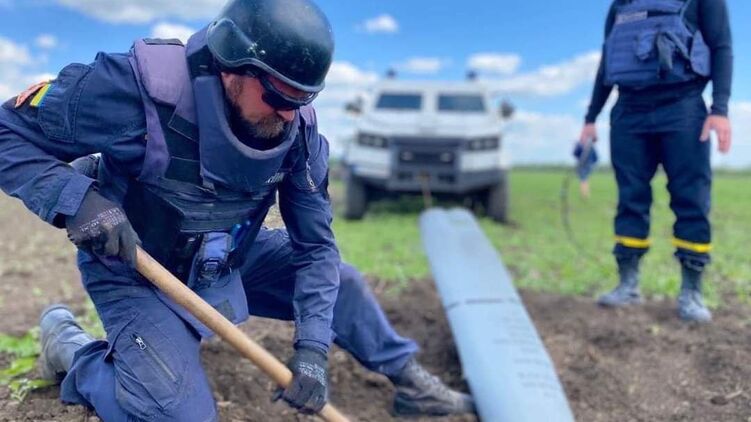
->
[134,247,350,422]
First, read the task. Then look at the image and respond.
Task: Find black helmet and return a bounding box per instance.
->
[207,0,334,93]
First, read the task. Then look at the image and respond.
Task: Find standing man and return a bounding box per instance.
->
[0,0,474,419]
[580,0,733,322]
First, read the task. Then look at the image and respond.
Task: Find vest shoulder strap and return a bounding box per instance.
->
[131,38,189,106]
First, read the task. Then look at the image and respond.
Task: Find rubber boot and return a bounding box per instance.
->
[597,256,642,307]
[38,305,95,382]
[677,263,712,323]
[388,358,475,416]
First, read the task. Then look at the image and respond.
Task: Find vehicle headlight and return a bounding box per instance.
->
[358,133,390,149]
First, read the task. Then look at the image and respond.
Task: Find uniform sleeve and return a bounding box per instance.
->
[278,112,341,354]
[698,0,733,116]
[584,4,616,124]
[0,52,146,226]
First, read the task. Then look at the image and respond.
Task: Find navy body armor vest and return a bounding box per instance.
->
[604,0,711,88]
[123,34,312,281]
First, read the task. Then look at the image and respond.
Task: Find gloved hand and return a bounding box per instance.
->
[69,154,100,178]
[277,346,328,414]
[65,189,140,265]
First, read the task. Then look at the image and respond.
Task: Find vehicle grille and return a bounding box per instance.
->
[393,137,460,167]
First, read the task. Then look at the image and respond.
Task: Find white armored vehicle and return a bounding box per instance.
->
[342,78,513,221]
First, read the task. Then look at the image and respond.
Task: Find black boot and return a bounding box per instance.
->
[38,305,95,382]
[388,358,475,416]
[597,255,642,307]
[677,262,712,323]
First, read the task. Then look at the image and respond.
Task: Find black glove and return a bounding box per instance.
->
[65,189,140,264]
[278,346,329,414]
[69,154,100,179]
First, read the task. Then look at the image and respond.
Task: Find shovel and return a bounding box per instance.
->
[134,246,350,422]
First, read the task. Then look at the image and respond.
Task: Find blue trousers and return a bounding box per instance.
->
[59,228,418,421]
[610,95,712,264]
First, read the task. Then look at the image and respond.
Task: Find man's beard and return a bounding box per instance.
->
[227,78,288,141]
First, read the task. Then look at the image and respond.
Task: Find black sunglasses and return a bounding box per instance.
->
[239,67,318,111]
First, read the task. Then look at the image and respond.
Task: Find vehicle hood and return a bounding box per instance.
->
[358,112,501,138]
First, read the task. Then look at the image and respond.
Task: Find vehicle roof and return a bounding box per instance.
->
[373,79,490,94]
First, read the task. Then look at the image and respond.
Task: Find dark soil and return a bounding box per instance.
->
[1,199,751,421]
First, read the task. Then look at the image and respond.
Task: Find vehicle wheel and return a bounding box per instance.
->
[343,175,368,220]
[484,176,509,223]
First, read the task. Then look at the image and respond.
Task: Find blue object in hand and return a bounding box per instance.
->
[573,142,598,181]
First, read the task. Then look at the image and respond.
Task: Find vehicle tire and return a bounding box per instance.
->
[484,175,509,223]
[343,175,368,220]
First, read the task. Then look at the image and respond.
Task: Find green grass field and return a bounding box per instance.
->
[331,168,751,306]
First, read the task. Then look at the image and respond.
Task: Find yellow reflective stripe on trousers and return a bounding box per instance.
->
[672,238,712,253]
[614,236,651,249]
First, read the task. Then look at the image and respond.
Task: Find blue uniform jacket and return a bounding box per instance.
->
[0,51,340,351]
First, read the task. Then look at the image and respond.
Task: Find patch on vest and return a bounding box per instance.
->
[615,11,648,25]
[265,172,286,185]
[14,81,51,108]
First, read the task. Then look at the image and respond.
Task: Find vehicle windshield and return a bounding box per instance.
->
[375,93,423,110]
[437,94,486,112]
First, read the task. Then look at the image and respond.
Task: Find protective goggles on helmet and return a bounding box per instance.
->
[240,66,318,111]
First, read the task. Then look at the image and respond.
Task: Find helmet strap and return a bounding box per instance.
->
[187,45,218,79]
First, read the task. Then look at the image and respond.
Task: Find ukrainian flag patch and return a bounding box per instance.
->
[29,83,51,107]
[14,80,51,108]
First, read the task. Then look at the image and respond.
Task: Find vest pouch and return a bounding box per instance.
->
[123,180,193,273]
[689,31,711,77]
[605,26,661,86]
[124,178,271,279]
[187,232,232,290]
[155,268,249,339]
[635,29,659,61]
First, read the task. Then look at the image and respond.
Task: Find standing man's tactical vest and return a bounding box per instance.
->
[604,0,711,88]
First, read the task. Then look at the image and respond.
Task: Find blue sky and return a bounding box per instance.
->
[1,0,749,167]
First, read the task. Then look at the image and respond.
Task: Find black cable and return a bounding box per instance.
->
[559,140,606,264]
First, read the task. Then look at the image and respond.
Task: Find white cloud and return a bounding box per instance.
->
[467,53,521,76]
[503,110,599,165]
[487,50,601,97]
[0,36,31,65]
[325,62,379,87]
[54,0,223,23]
[396,57,449,75]
[360,14,399,34]
[0,84,13,102]
[0,37,32,101]
[35,34,58,50]
[151,22,195,43]
[503,101,751,169]
[316,62,379,156]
